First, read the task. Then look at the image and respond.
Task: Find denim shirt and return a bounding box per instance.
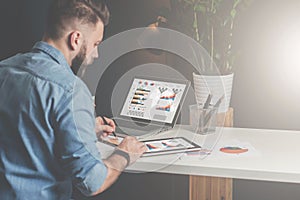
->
[0,42,107,199]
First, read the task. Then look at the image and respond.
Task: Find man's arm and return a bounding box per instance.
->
[57,82,145,196]
[91,136,147,195]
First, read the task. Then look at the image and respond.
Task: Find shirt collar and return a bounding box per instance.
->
[32,41,73,74]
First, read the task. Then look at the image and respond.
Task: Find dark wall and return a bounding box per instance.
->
[0,0,51,60]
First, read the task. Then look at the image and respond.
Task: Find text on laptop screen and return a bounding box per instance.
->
[120,78,187,124]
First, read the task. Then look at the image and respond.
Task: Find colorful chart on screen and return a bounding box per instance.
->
[120,78,187,124]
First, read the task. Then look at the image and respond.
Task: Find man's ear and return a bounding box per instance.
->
[69,31,83,51]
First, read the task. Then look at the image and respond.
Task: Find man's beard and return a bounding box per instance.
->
[71,43,87,75]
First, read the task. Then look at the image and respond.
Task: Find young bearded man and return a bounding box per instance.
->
[0,0,147,199]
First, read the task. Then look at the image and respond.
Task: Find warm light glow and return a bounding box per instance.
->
[278,26,300,69]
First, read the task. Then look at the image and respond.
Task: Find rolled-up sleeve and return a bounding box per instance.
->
[54,78,107,196]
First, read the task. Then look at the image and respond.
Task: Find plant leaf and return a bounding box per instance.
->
[233,0,242,8]
[194,4,206,12]
[183,0,194,5]
[230,9,237,18]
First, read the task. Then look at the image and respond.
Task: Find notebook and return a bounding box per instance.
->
[113,76,190,137]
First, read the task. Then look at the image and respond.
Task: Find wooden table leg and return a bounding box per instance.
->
[189,108,233,200]
[189,175,232,200]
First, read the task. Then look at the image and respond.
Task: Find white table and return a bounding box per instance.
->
[98,126,300,200]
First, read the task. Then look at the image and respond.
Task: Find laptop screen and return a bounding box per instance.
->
[120,77,189,124]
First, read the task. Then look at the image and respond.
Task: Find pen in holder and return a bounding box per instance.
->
[189,104,218,134]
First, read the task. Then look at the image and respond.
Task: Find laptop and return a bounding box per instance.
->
[113,76,190,137]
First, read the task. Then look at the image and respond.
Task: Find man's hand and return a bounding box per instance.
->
[95,116,116,139]
[103,136,147,172]
[117,136,147,165]
[96,135,147,196]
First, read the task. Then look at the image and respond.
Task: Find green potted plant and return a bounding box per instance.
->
[171,0,252,74]
[170,0,252,112]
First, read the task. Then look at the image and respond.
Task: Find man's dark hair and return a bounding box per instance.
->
[45,0,110,39]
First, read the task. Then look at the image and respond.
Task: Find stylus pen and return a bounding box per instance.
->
[101,116,117,137]
[214,95,224,108]
[203,94,212,109]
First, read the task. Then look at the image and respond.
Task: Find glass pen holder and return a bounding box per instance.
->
[189,104,217,135]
